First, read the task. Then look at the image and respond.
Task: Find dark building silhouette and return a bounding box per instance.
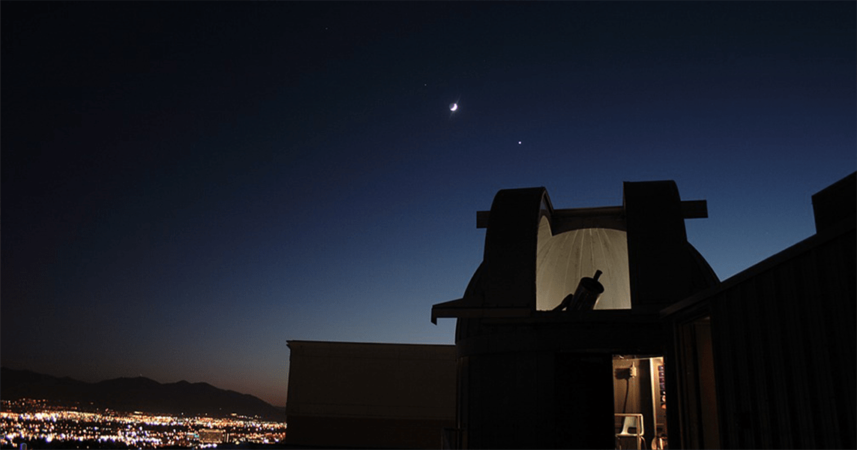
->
[660,173,856,449]
[285,341,456,448]
[432,181,717,449]
[432,174,855,449]
[285,173,855,449]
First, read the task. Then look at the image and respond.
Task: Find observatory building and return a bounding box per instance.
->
[432,176,855,449]
[285,175,855,449]
[432,181,716,449]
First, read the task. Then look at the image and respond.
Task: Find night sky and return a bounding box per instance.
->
[2,2,854,407]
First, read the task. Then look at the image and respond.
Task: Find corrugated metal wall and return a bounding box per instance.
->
[707,221,855,448]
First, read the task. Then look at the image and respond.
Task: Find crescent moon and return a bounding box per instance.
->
[449,103,458,112]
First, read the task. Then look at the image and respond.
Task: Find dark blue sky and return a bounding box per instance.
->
[2,2,854,407]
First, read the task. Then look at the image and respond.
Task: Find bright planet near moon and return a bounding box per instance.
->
[449,103,458,111]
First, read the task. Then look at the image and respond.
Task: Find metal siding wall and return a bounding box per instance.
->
[797,250,838,447]
[709,291,734,446]
[758,266,794,448]
[818,231,857,447]
[707,228,855,448]
[737,281,762,447]
[776,258,815,448]
[746,276,765,447]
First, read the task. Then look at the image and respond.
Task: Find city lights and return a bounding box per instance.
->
[0,398,287,448]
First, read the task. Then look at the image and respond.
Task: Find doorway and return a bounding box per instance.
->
[613,355,667,449]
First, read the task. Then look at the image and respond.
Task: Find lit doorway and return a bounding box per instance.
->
[613,355,667,449]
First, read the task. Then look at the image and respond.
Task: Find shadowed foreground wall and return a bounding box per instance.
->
[664,172,856,448]
[711,226,855,448]
[285,341,456,448]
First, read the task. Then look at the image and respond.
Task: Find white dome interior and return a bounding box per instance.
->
[536,216,631,311]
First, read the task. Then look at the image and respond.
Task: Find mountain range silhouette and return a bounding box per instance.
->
[1,367,285,421]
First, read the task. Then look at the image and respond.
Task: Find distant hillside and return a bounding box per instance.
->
[1,367,285,421]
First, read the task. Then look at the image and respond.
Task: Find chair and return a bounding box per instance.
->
[615,414,646,450]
